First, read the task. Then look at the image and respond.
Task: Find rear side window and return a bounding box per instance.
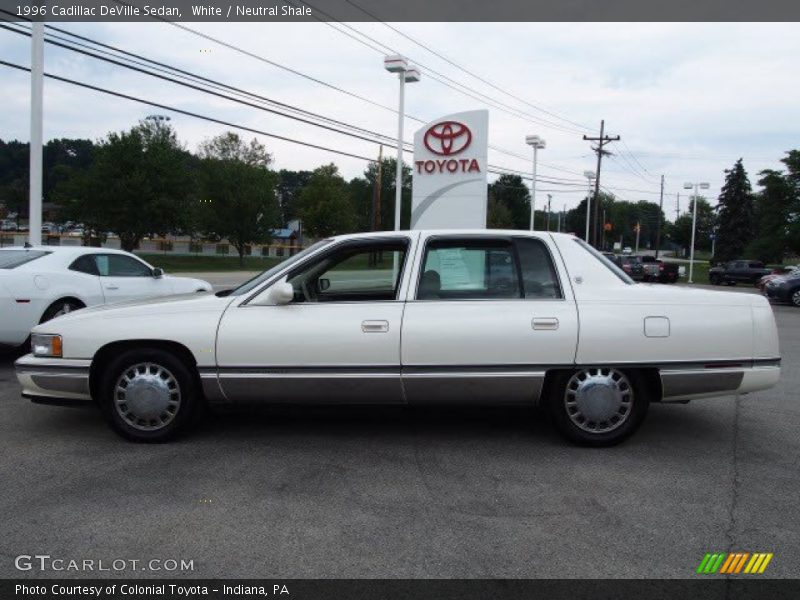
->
[574,238,634,284]
[69,254,100,275]
[0,250,50,269]
[418,239,519,300]
[514,238,562,299]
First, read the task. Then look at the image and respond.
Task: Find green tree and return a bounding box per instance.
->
[276,169,313,226]
[780,150,800,254]
[488,174,530,229]
[300,164,357,237]
[58,120,194,250]
[667,197,714,255]
[197,132,280,265]
[487,190,515,228]
[715,158,754,262]
[746,169,792,263]
[360,158,412,230]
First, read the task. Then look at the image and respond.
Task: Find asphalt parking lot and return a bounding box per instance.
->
[0,289,797,579]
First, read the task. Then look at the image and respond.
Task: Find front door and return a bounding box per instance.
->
[215,236,416,404]
[95,253,171,303]
[401,234,578,404]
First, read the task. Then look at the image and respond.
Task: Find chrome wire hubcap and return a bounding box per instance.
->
[114,363,181,431]
[564,368,633,434]
[792,290,800,306]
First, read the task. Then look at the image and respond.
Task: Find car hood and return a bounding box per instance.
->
[43,291,234,324]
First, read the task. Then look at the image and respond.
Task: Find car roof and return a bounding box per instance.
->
[328,229,577,241]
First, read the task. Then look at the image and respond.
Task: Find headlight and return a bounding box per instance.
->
[31,334,62,358]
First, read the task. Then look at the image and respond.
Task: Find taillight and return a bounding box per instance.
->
[659,264,664,271]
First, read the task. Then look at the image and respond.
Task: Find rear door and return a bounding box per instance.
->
[400,233,578,404]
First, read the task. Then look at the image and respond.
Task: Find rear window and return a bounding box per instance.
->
[0,250,51,269]
[573,238,634,284]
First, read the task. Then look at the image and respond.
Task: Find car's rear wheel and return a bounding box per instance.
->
[792,289,800,307]
[546,368,649,446]
[100,348,200,442]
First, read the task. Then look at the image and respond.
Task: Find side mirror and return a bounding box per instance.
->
[266,279,295,305]
[318,278,331,291]
[152,267,164,278]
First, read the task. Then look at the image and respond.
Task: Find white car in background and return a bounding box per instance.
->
[1,246,212,349]
[15,231,780,446]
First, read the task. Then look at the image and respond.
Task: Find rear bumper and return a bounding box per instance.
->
[15,354,93,404]
[660,360,780,402]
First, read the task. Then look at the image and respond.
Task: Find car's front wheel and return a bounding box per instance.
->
[791,288,800,308]
[709,274,721,285]
[100,349,200,442]
[546,368,649,446]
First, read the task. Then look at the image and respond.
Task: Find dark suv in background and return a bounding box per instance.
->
[709,260,772,286]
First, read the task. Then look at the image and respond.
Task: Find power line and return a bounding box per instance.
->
[339,0,595,133]
[2,20,594,188]
[0,59,379,162]
[283,0,588,135]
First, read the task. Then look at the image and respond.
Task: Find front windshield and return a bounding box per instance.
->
[227,240,332,296]
[573,238,634,284]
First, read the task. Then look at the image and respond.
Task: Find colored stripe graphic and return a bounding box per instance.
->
[699,552,773,574]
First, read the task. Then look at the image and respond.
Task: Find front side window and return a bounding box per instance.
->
[418,239,520,300]
[286,240,408,303]
[96,254,152,277]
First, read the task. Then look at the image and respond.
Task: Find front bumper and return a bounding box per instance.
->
[15,354,93,405]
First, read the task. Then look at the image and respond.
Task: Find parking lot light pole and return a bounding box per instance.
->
[525,135,546,230]
[684,181,710,283]
[384,55,420,231]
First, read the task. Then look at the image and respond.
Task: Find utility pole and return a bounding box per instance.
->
[675,193,680,221]
[654,174,665,259]
[635,222,641,254]
[583,120,620,248]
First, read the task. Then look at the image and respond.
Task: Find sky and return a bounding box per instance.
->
[1,21,799,220]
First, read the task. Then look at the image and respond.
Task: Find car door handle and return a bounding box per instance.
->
[105,285,119,290]
[362,320,389,333]
[532,317,559,331]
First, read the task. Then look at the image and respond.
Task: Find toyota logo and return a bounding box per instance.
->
[423,121,472,156]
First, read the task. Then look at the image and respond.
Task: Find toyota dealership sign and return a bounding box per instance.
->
[411,109,488,229]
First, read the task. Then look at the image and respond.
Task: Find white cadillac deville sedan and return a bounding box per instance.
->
[15,230,780,446]
[1,246,213,349]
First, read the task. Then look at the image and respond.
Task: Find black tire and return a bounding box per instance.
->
[709,274,721,285]
[40,299,84,323]
[545,368,649,446]
[99,348,200,442]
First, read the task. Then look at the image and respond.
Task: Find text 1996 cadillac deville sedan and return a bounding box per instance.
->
[15,230,780,445]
